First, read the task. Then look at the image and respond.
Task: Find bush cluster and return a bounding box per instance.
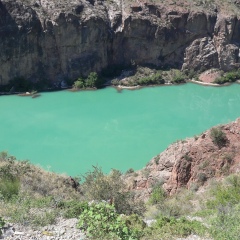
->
[198,174,240,239]
[214,69,240,84]
[81,166,145,215]
[73,72,104,89]
[148,184,166,205]
[136,73,165,85]
[210,127,227,148]
[144,215,206,239]
[78,202,144,240]
[171,70,186,83]
[57,201,88,219]
[0,153,20,200]
[3,151,240,240]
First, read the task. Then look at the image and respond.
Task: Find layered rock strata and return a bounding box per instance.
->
[1,0,240,84]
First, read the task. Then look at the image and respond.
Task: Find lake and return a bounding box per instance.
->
[0,83,240,176]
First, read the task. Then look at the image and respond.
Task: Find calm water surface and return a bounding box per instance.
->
[0,83,240,176]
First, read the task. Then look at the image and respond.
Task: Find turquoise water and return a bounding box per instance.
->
[0,83,240,176]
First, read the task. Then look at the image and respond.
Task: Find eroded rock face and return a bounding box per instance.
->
[1,0,240,84]
[182,37,219,71]
[125,118,240,199]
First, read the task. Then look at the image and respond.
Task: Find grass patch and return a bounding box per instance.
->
[142,215,206,240]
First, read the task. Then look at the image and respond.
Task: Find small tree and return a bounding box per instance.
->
[85,72,98,88]
[149,185,166,205]
[210,127,227,148]
[73,78,85,89]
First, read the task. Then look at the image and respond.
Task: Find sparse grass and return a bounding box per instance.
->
[209,203,240,240]
[2,149,240,239]
[198,160,210,170]
[148,185,195,219]
[142,215,207,240]
[192,174,240,239]
[0,152,82,227]
[58,201,88,218]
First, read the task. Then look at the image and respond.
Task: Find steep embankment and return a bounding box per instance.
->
[1,0,240,84]
[126,118,240,198]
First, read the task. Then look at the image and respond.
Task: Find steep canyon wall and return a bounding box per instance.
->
[1,0,240,84]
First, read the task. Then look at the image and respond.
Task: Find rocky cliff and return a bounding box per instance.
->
[126,118,240,199]
[1,0,240,85]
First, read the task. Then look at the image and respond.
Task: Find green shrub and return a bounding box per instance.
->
[137,73,165,85]
[149,185,166,205]
[209,204,240,240]
[206,175,240,209]
[57,200,88,218]
[171,70,186,83]
[0,217,5,236]
[73,78,85,89]
[154,156,160,165]
[185,69,196,79]
[111,79,119,86]
[85,72,98,88]
[197,172,208,184]
[0,177,20,200]
[0,163,20,200]
[125,168,135,174]
[123,214,146,238]
[3,194,60,227]
[78,203,140,240]
[73,72,104,89]
[210,127,227,148]
[81,166,145,215]
[214,70,240,84]
[143,215,206,240]
[32,211,57,227]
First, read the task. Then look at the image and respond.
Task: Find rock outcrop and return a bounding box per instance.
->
[1,0,240,84]
[126,118,240,199]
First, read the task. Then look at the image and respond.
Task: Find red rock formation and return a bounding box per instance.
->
[126,118,240,199]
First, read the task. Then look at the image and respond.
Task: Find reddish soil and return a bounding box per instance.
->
[125,118,240,199]
[198,69,222,83]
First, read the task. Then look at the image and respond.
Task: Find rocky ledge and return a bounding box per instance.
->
[1,0,240,85]
[126,118,240,199]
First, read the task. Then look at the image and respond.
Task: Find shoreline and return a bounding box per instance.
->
[1,79,240,97]
[188,80,221,86]
[116,85,141,89]
[189,79,240,86]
